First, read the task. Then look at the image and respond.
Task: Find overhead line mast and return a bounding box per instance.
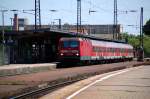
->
[35,0,41,30]
[77,0,81,33]
[113,0,118,39]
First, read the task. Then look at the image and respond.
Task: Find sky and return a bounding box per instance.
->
[0,0,150,35]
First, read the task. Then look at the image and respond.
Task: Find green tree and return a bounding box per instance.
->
[128,35,140,48]
[122,33,150,57]
[122,33,140,48]
[143,19,150,36]
[143,36,150,57]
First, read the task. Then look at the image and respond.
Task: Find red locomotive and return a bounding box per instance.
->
[58,37,133,64]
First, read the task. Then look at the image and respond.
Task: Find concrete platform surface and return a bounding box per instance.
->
[69,66,150,99]
[40,65,150,99]
[0,63,56,76]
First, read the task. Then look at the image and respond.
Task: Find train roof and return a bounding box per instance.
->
[60,37,133,49]
[60,32,127,44]
[83,34,126,44]
[60,37,82,41]
[60,36,126,44]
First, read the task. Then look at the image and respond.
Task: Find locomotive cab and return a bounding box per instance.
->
[58,38,80,62]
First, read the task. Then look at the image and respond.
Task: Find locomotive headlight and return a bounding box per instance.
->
[60,53,64,56]
[76,53,79,56]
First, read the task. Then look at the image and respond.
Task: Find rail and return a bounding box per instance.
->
[9,61,146,99]
[10,75,88,99]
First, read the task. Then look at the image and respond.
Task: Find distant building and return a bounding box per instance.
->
[65,24,121,39]
[25,24,121,39]
[12,13,29,31]
[18,18,28,30]
[84,25,120,39]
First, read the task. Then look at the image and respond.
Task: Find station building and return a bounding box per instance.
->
[0,24,121,65]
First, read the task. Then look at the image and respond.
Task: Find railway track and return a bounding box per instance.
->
[10,65,129,99]
[1,61,146,99]
[10,78,84,99]
[10,73,98,99]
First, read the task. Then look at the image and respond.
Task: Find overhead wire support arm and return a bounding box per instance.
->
[23,9,35,15]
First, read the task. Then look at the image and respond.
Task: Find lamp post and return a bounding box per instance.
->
[54,19,61,30]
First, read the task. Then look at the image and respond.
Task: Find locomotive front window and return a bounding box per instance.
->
[70,41,78,47]
[63,41,69,48]
[63,41,78,48]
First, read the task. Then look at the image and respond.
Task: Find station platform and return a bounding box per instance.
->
[69,66,150,99]
[0,63,57,77]
[41,65,150,99]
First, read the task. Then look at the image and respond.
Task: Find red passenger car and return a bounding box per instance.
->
[58,37,133,64]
